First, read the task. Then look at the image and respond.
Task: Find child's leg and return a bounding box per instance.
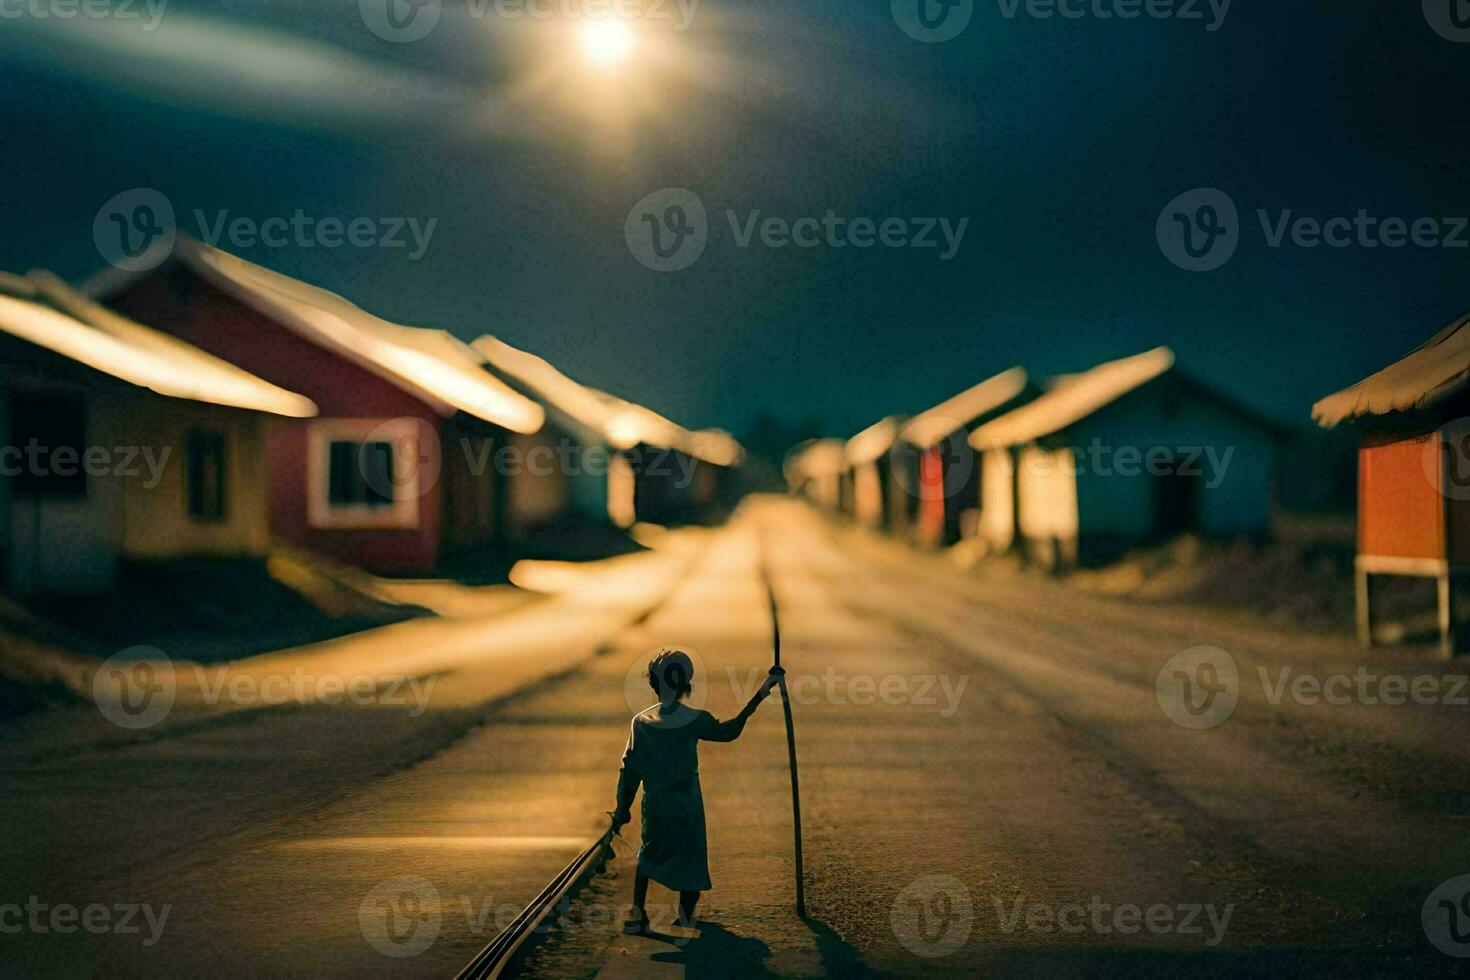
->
[632,870,649,913]
[624,870,651,933]
[677,890,700,927]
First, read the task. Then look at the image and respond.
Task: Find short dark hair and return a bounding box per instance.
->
[647,648,694,698]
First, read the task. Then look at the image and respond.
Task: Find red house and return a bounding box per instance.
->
[92,237,544,574]
[1314,313,1470,657]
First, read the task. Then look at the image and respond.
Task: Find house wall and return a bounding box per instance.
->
[121,400,271,559]
[885,456,912,534]
[852,459,883,528]
[978,448,1015,551]
[1016,445,1079,543]
[505,428,571,535]
[442,428,496,555]
[1065,379,1275,540]
[108,267,445,573]
[1358,429,1445,562]
[0,367,124,596]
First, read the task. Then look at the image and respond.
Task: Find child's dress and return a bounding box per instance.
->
[615,702,751,892]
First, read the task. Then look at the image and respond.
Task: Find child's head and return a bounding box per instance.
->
[646,648,694,702]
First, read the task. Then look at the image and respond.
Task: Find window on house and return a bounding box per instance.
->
[9,393,86,497]
[186,430,228,521]
[327,440,396,508]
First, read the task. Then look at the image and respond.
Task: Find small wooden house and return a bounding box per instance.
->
[473,335,741,529]
[896,367,1031,549]
[785,439,846,510]
[971,347,1280,568]
[93,237,544,574]
[843,417,905,532]
[1313,314,1470,657]
[0,270,315,596]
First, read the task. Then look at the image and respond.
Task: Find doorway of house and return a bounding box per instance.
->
[1152,455,1200,539]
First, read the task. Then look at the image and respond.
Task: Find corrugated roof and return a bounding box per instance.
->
[970,347,1175,450]
[0,271,317,418]
[901,367,1028,449]
[129,237,545,434]
[1312,314,1470,428]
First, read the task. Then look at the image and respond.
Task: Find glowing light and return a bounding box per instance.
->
[579,18,635,67]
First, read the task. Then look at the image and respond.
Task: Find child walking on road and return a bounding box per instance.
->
[612,648,783,933]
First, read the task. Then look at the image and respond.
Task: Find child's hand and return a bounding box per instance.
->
[760,666,785,698]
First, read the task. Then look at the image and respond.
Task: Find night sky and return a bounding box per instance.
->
[3,1,1467,440]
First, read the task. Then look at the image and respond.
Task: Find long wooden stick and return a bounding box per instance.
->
[762,543,807,919]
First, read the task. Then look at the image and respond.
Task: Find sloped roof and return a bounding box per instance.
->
[1312,313,1470,428]
[845,416,903,466]
[901,367,1029,449]
[970,347,1175,450]
[0,271,316,417]
[471,334,743,466]
[95,237,544,434]
[785,438,847,483]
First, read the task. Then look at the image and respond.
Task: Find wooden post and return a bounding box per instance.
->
[1355,566,1372,649]
[1439,571,1455,660]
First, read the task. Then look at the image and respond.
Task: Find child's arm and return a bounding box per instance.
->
[612,726,640,830]
[700,667,783,743]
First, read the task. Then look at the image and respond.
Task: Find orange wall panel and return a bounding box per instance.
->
[1358,434,1444,561]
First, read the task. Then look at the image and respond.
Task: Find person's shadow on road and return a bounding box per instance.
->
[649,922,776,978]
